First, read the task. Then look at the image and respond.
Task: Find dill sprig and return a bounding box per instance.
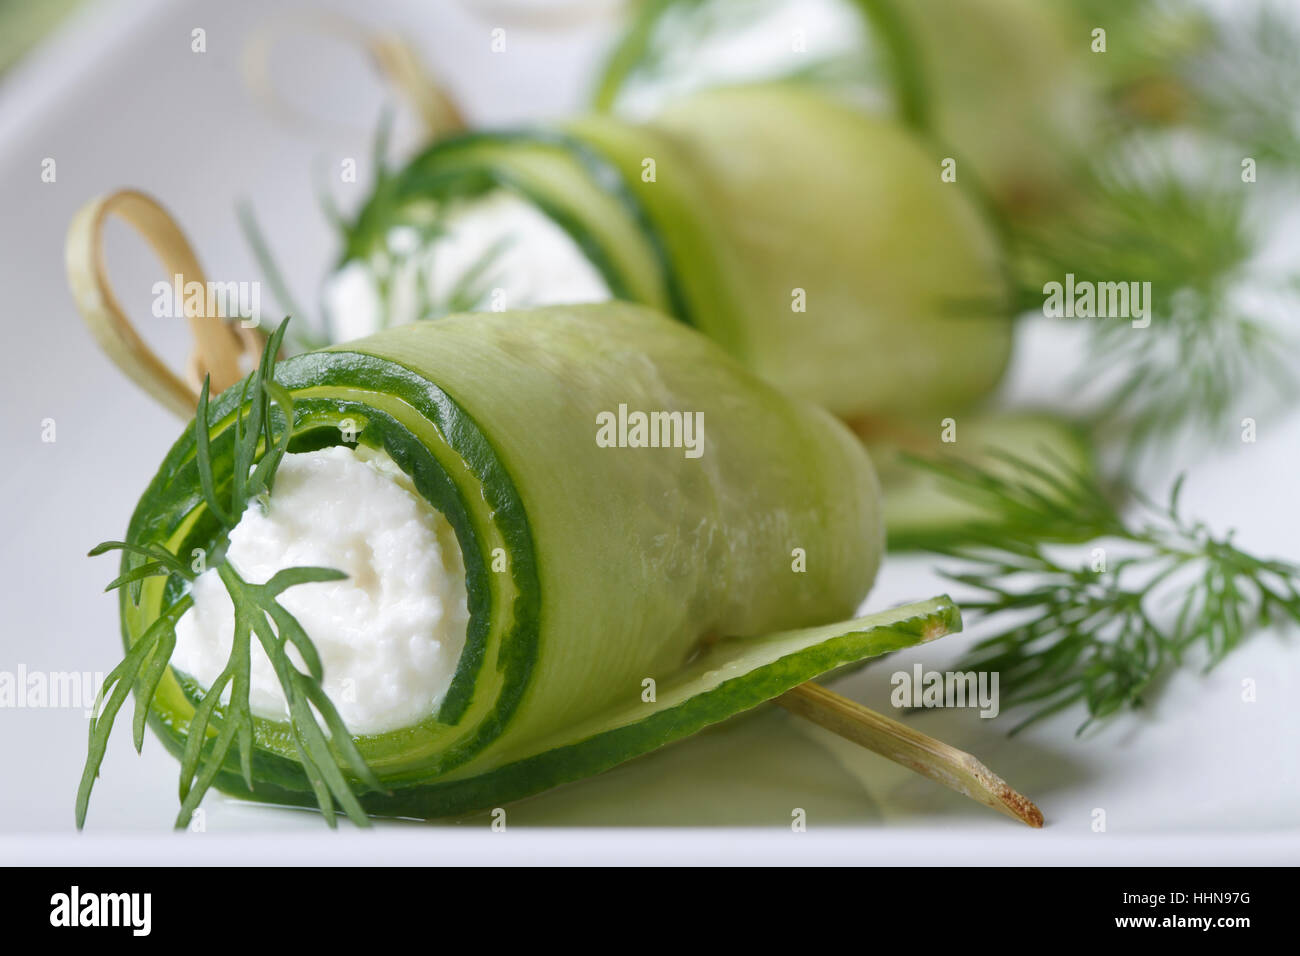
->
[1018,4,1300,458]
[78,318,383,829]
[1011,151,1297,458]
[1183,3,1300,169]
[235,203,325,353]
[1067,0,1212,121]
[912,451,1300,734]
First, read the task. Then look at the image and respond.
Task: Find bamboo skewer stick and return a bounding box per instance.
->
[66,190,264,419]
[241,12,466,143]
[369,32,466,139]
[779,682,1044,827]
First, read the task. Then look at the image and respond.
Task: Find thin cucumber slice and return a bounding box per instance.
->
[214,597,960,819]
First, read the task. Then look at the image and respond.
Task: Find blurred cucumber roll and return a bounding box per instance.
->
[327,84,1012,422]
[593,0,1099,221]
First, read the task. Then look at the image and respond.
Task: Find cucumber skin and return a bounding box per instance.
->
[345,129,687,321]
[118,304,954,819]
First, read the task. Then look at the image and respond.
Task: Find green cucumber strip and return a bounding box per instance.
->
[484,595,959,768]
[636,85,1013,419]
[591,0,1090,225]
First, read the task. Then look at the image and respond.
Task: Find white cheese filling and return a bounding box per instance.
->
[323,189,611,342]
[172,446,470,736]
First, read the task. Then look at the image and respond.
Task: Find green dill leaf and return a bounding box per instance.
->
[236,201,326,352]
[918,451,1300,731]
[1010,144,1298,459]
[265,602,324,684]
[195,377,233,529]
[176,658,234,803]
[248,610,369,827]
[372,104,395,186]
[103,561,169,606]
[82,316,381,829]
[131,621,178,753]
[249,379,295,495]
[75,595,191,829]
[262,566,349,595]
[295,674,386,794]
[89,540,194,580]
[231,377,260,518]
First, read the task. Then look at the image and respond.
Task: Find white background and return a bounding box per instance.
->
[0,0,1296,864]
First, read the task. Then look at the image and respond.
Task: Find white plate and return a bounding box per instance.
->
[0,0,1296,865]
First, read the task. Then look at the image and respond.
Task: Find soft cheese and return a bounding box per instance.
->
[172,445,469,736]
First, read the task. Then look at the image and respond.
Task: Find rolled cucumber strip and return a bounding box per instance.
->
[115,304,960,819]
[335,84,1012,422]
[592,0,1097,222]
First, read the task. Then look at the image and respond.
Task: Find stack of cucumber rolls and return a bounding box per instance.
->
[70,0,1299,830]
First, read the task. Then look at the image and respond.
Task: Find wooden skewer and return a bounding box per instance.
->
[242,12,466,143]
[66,190,264,419]
[368,31,466,139]
[71,16,471,419]
[779,682,1044,828]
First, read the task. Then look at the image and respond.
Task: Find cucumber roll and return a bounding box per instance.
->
[81,304,961,825]
[326,84,1012,423]
[592,0,1098,222]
